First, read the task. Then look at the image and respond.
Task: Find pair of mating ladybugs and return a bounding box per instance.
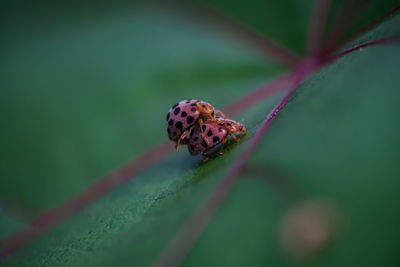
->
[166,99,246,161]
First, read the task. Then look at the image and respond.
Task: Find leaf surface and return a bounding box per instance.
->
[1,1,400,266]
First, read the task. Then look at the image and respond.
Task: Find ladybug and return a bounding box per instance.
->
[166,99,228,151]
[188,118,246,162]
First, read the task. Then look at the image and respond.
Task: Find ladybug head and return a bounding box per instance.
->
[236,122,246,135]
[222,119,246,135]
[198,102,215,119]
[217,118,246,135]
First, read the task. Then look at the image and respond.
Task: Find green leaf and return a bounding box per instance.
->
[1,1,400,266]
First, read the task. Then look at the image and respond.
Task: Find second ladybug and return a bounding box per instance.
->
[188,118,247,162]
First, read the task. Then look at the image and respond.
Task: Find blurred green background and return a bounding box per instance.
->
[1,0,400,266]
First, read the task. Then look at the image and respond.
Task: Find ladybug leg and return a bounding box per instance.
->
[218,137,228,155]
[174,129,190,152]
[221,125,240,142]
[230,133,240,142]
[202,148,212,162]
[197,118,210,145]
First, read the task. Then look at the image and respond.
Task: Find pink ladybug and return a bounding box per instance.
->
[166,99,227,151]
[188,118,246,161]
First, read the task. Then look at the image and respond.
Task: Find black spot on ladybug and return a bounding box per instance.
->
[201,140,208,147]
[186,100,191,103]
[167,129,171,135]
[172,103,179,109]
[227,123,231,126]
[207,130,213,137]
[219,127,223,132]
[174,107,181,115]
[194,137,198,141]
[166,113,170,121]
[181,111,187,117]
[189,144,194,151]
[173,131,177,136]
[191,103,197,106]
[191,107,196,112]
[213,136,220,143]
[202,105,206,108]
[202,125,206,131]
[168,120,174,126]
[175,121,183,130]
[187,116,194,124]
